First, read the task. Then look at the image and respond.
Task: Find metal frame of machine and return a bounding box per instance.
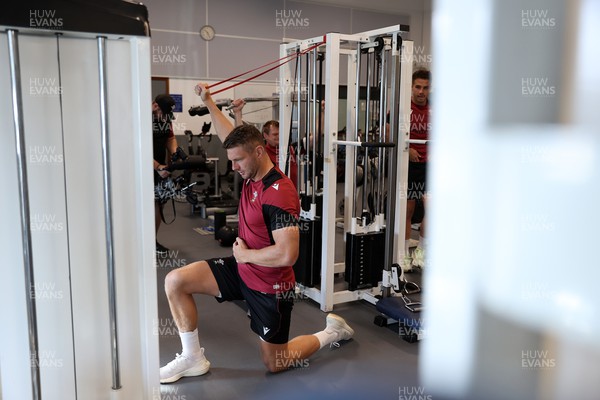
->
[279,25,414,312]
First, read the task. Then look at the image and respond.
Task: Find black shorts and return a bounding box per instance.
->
[207,256,294,344]
[407,161,427,200]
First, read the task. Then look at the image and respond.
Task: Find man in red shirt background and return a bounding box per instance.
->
[405,69,431,269]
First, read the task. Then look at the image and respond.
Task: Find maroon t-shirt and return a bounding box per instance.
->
[237,166,300,293]
[265,144,298,189]
[410,101,430,162]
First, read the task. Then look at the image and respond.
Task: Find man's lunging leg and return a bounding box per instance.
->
[260,313,354,373]
[160,261,220,383]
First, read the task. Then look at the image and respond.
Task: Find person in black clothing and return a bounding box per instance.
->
[153,94,178,254]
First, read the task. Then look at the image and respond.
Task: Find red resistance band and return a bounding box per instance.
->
[208,39,325,95]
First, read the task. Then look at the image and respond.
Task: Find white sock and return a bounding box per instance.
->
[314,329,338,349]
[404,239,410,254]
[418,235,427,250]
[179,329,202,358]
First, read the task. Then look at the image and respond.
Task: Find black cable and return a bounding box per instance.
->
[317,52,324,190]
[285,49,300,178]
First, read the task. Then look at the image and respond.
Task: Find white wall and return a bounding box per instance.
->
[144,0,429,81]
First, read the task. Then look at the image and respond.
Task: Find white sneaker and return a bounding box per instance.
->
[412,247,425,269]
[160,349,211,384]
[326,313,354,343]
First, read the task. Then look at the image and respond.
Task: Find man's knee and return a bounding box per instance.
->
[165,268,186,295]
[260,343,288,373]
[263,359,279,373]
[261,353,282,373]
[165,261,218,297]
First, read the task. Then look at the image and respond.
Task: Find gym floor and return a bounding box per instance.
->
[155,200,424,400]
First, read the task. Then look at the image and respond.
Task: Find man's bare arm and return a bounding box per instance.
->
[194,83,234,143]
[230,98,246,127]
[232,226,299,267]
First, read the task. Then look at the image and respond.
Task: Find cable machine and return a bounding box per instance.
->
[1,1,160,398]
[279,25,414,312]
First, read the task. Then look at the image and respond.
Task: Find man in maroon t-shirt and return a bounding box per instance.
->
[405,69,431,269]
[158,83,354,383]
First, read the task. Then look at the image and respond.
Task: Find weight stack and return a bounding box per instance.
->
[293,217,322,287]
[345,231,386,290]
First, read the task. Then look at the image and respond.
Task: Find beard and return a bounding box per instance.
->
[238,162,259,180]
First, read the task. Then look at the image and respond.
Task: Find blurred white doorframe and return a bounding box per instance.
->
[422,0,600,399]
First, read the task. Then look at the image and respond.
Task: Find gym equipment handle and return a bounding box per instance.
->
[406,139,429,144]
[334,140,396,148]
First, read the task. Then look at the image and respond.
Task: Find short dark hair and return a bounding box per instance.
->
[412,69,430,84]
[223,124,264,153]
[262,120,279,136]
[154,94,176,114]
